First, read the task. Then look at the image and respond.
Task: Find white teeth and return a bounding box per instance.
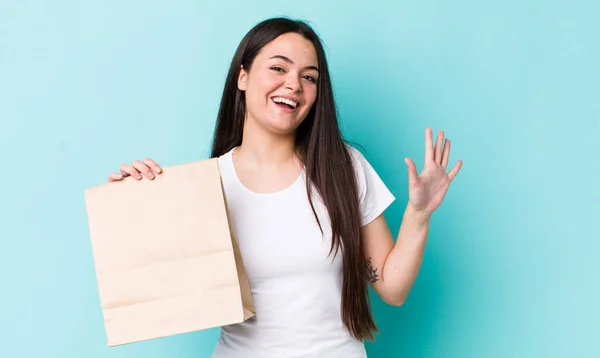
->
[273,97,298,108]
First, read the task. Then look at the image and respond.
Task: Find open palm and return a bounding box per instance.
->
[405,128,463,214]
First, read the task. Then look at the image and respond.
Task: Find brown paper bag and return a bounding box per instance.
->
[84,158,255,346]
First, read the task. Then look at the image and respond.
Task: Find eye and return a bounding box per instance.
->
[303,75,317,83]
[270,66,285,72]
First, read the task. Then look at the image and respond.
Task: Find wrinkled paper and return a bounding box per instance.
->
[84,158,254,346]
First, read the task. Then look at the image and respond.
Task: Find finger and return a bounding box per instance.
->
[405,157,420,189]
[434,130,444,164]
[441,139,451,169]
[120,163,141,180]
[143,158,162,174]
[448,160,463,181]
[425,127,434,166]
[132,160,155,179]
[108,172,124,182]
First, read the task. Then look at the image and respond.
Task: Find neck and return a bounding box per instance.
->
[236,117,297,168]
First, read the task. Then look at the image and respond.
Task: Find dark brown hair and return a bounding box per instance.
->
[210,17,377,341]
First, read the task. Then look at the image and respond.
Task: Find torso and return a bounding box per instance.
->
[211,147,367,358]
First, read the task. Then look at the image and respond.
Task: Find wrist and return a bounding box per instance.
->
[406,202,431,225]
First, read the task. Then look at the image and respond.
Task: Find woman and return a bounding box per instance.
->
[107,17,462,358]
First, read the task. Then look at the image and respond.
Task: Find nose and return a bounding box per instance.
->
[285,73,302,93]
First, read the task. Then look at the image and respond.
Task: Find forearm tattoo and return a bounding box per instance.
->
[366,257,380,283]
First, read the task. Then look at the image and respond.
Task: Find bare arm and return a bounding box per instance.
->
[362,203,430,306]
[363,128,461,306]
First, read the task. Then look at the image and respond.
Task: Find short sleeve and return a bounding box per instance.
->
[347,145,396,227]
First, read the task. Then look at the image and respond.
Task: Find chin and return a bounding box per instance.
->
[265,116,305,135]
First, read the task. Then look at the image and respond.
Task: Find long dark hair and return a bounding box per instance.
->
[210,17,377,341]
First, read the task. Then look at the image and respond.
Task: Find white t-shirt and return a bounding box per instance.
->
[211,145,395,358]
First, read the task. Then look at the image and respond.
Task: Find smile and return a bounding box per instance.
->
[272,96,298,109]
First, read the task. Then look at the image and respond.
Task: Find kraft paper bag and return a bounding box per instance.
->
[84,158,255,347]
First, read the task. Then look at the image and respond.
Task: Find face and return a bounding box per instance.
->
[238,32,319,135]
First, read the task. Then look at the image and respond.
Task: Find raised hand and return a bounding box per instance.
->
[404,128,462,215]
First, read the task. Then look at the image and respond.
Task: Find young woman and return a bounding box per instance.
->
[107,17,462,358]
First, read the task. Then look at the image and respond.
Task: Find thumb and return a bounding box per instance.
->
[405,157,419,189]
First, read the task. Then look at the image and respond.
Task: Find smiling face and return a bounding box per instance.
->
[237,32,320,136]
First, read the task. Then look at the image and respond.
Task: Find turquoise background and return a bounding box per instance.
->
[1,0,598,357]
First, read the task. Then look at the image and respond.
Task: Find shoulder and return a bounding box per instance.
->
[216,147,237,184]
[343,142,379,190]
[344,143,373,175]
[344,142,365,163]
[343,143,396,226]
[216,147,236,167]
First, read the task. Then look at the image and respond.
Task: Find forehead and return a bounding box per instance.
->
[257,33,318,65]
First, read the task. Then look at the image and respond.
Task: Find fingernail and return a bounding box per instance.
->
[153,166,161,173]
[135,173,141,179]
[147,172,154,179]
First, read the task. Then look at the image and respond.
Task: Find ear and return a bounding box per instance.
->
[237,64,248,91]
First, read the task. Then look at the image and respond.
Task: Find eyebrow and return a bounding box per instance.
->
[269,55,319,72]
